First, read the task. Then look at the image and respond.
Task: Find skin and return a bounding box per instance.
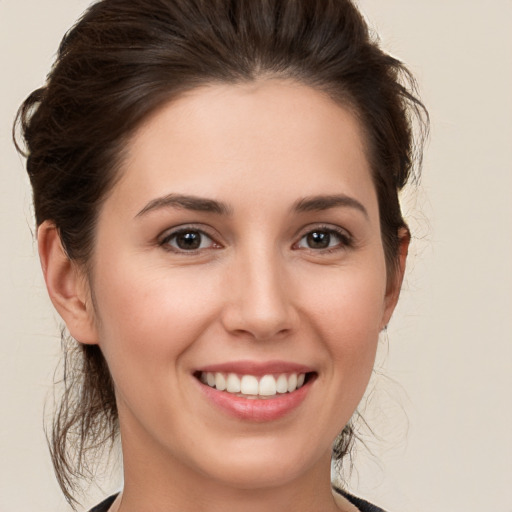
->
[39,80,407,512]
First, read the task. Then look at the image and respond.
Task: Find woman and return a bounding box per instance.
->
[14,0,427,511]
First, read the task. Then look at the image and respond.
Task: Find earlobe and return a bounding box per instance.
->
[37,221,98,345]
[381,228,410,330]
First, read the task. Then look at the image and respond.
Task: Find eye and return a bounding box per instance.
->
[161,228,217,252]
[296,227,351,251]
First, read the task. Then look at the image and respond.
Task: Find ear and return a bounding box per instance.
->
[38,220,99,345]
[381,227,410,330]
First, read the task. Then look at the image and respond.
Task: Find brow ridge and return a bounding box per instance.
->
[293,194,368,218]
[136,193,367,219]
[136,193,233,218]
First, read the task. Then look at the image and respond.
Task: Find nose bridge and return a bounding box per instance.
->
[222,239,296,340]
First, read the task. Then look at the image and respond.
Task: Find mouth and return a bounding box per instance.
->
[194,370,314,399]
[193,363,317,421]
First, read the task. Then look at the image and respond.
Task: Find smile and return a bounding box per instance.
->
[194,363,316,421]
[199,371,307,398]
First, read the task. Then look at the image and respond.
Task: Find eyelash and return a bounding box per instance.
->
[159,226,219,253]
[159,225,353,254]
[294,225,353,253]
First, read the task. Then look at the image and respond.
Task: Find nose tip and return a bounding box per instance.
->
[220,260,298,341]
[222,301,294,341]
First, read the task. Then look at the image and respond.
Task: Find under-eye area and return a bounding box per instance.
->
[194,371,317,399]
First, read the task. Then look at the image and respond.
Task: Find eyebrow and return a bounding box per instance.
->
[135,192,368,219]
[293,194,369,219]
[135,193,233,218]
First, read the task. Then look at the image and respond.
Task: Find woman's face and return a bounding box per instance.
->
[83,81,402,490]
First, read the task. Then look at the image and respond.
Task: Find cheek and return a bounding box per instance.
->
[306,264,386,340]
[88,261,225,437]
[90,259,221,376]
[299,263,387,388]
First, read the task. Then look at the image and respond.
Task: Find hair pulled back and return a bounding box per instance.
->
[15,0,427,505]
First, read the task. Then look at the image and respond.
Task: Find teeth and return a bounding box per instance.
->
[276,374,288,394]
[258,375,276,396]
[240,375,259,395]
[200,371,307,397]
[287,373,298,392]
[215,372,226,391]
[206,372,216,387]
[226,373,241,393]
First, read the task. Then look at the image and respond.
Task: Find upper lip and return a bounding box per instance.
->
[196,360,315,376]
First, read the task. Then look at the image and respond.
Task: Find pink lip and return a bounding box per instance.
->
[196,360,314,376]
[194,361,316,422]
[197,382,312,422]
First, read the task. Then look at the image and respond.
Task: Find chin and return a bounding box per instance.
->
[187,435,331,491]
[205,458,311,490]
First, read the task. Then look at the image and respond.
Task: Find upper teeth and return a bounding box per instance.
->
[200,372,306,397]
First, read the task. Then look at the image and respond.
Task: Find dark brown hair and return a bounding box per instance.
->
[14,0,428,506]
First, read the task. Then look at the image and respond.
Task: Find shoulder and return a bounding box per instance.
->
[88,494,118,512]
[333,487,388,512]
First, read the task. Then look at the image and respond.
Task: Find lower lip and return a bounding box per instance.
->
[196,378,313,422]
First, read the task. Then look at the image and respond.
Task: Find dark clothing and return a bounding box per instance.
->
[88,489,386,512]
[335,487,387,512]
[89,494,117,512]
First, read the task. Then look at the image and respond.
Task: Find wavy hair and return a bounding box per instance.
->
[14,0,428,506]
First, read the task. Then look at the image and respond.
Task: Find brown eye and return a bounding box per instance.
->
[305,231,331,249]
[163,229,215,252]
[296,228,350,251]
[175,231,202,250]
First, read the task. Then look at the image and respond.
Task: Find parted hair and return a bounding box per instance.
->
[14,0,427,506]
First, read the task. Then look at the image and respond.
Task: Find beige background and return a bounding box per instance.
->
[1,1,511,511]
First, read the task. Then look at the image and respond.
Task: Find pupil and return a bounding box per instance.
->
[307,231,330,249]
[177,232,201,250]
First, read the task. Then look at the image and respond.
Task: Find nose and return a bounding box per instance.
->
[220,246,299,341]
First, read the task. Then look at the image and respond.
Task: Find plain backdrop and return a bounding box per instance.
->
[1,1,511,511]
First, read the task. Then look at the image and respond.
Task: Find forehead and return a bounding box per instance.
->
[110,80,377,217]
